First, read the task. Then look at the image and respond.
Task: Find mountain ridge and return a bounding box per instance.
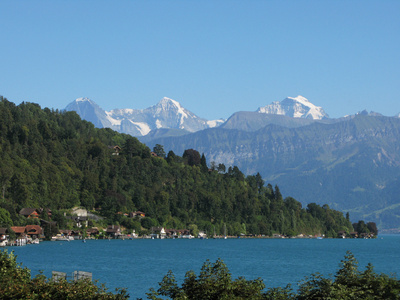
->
[65,97,224,137]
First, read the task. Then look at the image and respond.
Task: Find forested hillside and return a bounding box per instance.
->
[0,96,358,237]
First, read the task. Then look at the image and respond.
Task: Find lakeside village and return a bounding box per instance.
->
[0,206,376,247]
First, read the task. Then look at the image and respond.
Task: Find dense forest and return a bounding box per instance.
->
[0,96,369,237]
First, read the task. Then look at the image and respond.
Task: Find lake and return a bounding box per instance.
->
[6,235,400,299]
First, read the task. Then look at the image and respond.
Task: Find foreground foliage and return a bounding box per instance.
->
[0,249,128,299]
[2,248,399,299]
[147,251,400,300]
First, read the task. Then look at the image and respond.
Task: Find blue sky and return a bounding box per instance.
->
[1,1,399,120]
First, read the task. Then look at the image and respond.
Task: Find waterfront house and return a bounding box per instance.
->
[150,227,166,239]
[87,227,100,237]
[106,225,121,238]
[350,232,358,238]
[337,231,346,238]
[0,228,9,244]
[25,225,42,239]
[165,229,179,238]
[11,226,27,238]
[178,229,191,237]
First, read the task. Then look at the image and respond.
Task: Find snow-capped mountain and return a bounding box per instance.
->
[65,97,115,129]
[257,95,329,120]
[65,97,224,137]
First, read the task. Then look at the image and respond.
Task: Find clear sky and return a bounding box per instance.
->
[1,1,399,120]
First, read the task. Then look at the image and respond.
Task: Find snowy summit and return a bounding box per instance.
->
[257,95,329,120]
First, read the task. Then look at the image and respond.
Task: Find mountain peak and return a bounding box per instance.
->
[158,97,183,108]
[153,97,188,119]
[75,97,93,103]
[158,97,182,108]
[257,96,329,120]
[287,95,309,103]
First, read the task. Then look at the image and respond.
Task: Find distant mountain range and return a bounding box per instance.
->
[65,97,224,137]
[65,96,400,230]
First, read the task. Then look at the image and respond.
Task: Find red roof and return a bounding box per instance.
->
[25,225,42,235]
[11,226,26,234]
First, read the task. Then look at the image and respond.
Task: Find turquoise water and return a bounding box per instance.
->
[6,235,400,299]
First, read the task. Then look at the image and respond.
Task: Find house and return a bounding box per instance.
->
[11,226,26,237]
[106,225,121,238]
[360,232,372,239]
[350,232,358,238]
[129,211,145,219]
[66,215,88,228]
[150,227,166,239]
[68,207,89,227]
[165,229,179,238]
[64,230,81,238]
[112,145,121,156]
[337,231,346,238]
[11,226,27,238]
[86,227,100,237]
[180,229,194,239]
[25,225,42,238]
[0,228,9,246]
[19,208,40,219]
[177,229,191,237]
[19,208,52,219]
